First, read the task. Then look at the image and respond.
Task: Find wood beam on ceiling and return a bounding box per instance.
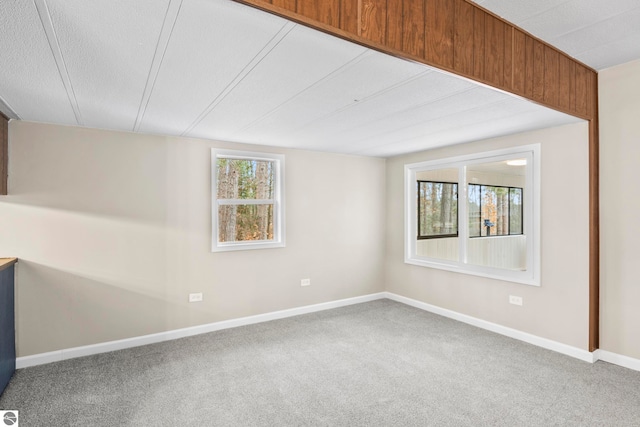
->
[233,0,600,351]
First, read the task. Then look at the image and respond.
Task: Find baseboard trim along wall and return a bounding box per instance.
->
[16,292,387,369]
[17,291,640,371]
[383,292,597,363]
[594,350,640,372]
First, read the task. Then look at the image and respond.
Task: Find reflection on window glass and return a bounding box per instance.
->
[509,188,523,235]
[468,184,523,237]
[418,181,458,239]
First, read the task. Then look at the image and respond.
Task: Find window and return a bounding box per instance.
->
[212,149,285,252]
[405,145,540,286]
[468,184,523,237]
[418,181,458,239]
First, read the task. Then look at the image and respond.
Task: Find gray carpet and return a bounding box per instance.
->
[1,299,639,426]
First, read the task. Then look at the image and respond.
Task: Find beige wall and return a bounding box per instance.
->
[1,121,386,357]
[599,59,640,359]
[385,122,591,349]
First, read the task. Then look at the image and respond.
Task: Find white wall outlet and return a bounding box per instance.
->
[509,295,523,306]
[189,292,203,303]
[300,279,311,287]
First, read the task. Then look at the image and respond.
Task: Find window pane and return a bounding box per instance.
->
[467,160,527,271]
[510,188,523,235]
[216,158,275,200]
[418,181,458,238]
[218,204,274,243]
[415,168,459,261]
[479,186,510,237]
[468,184,481,237]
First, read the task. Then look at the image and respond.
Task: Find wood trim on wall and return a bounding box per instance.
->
[234,0,600,350]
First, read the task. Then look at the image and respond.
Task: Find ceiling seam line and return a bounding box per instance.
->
[180,21,296,137]
[33,0,84,126]
[231,50,372,137]
[133,0,184,133]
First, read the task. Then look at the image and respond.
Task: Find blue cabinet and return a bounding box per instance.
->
[0,262,15,396]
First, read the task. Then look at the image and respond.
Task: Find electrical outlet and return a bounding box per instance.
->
[300,279,311,287]
[189,292,203,303]
[509,295,523,306]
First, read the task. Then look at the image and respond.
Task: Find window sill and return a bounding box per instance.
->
[404,257,539,287]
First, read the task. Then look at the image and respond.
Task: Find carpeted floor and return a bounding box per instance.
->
[1,299,639,426]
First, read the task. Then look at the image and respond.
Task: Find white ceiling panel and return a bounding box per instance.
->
[138,0,290,136]
[551,7,640,70]
[45,0,171,131]
[575,37,640,72]
[235,51,429,143]
[0,1,76,123]
[517,0,639,39]
[279,68,480,150]
[318,86,511,153]
[361,106,582,157]
[473,0,569,24]
[187,23,367,141]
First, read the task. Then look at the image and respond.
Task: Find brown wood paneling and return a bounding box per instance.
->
[472,7,485,80]
[558,54,573,112]
[503,25,513,90]
[484,14,505,87]
[360,0,387,44]
[340,0,359,33]
[426,0,455,69]
[512,29,526,94]
[532,38,545,102]
[543,46,560,106]
[586,70,594,118]
[403,0,425,58]
[0,115,7,195]
[589,113,600,352]
[271,0,296,12]
[524,35,534,98]
[297,0,340,27]
[453,0,474,76]
[575,64,590,117]
[386,0,403,51]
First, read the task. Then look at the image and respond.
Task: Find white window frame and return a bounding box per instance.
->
[404,144,541,286]
[211,148,285,252]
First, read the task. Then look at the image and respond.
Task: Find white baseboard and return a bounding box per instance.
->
[594,350,640,372]
[20,291,638,371]
[383,292,597,363]
[16,292,387,368]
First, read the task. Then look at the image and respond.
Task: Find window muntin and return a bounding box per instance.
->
[212,149,285,252]
[405,145,539,286]
[417,181,458,239]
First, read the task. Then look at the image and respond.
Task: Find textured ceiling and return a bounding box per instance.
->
[473,0,640,71]
[0,0,614,157]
